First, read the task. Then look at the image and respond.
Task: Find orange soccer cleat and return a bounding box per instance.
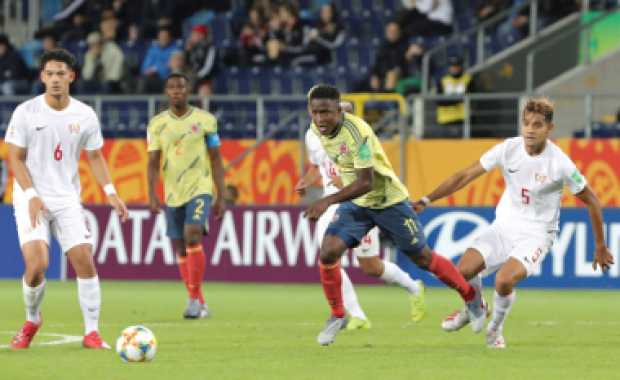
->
[82,331,111,349]
[10,319,42,349]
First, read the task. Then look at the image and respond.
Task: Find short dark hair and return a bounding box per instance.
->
[307,84,340,102]
[39,48,76,72]
[165,72,190,85]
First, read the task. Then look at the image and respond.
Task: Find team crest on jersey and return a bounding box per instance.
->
[68,123,80,134]
[534,173,547,183]
[191,124,199,133]
[339,143,349,154]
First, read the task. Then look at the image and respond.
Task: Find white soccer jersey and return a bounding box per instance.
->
[480,136,587,231]
[5,95,104,209]
[305,128,340,196]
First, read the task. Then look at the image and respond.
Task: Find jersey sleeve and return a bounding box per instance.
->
[146,117,162,152]
[561,154,587,194]
[84,110,104,151]
[5,106,28,147]
[305,129,321,165]
[479,141,504,171]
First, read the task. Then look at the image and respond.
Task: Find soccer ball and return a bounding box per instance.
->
[115,325,157,362]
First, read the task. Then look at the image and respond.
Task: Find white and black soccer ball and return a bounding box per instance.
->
[116,325,157,363]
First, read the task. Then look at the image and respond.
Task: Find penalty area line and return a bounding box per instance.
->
[0,331,82,349]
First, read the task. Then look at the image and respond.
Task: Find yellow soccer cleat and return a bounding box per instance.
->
[410,280,426,323]
[345,316,372,331]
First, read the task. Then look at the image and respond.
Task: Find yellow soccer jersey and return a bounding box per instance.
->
[147,106,219,207]
[311,113,409,208]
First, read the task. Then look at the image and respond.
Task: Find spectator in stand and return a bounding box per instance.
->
[434,56,473,137]
[169,50,194,85]
[120,23,148,92]
[100,8,121,43]
[239,6,268,64]
[30,29,60,94]
[475,0,512,23]
[498,0,578,48]
[367,22,409,92]
[0,34,29,95]
[266,4,304,65]
[397,0,453,38]
[78,31,124,94]
[139,26,181,93]
[185,24,218,96]
[294,2,345,66]
[60,10,91,46]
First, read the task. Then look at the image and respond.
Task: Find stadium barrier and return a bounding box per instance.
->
[0,205,618,288]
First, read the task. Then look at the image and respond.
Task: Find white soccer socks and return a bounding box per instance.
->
[77,276,101,335]
[340,268,367,320]
[488,290,516,333]
[380,261,421,295]
[23,277,45,324]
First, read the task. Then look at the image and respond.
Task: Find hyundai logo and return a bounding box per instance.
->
[423,212,491,260]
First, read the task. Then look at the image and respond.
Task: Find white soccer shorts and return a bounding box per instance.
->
[13,201,92,253]
[317,203,380,258]
[471,222,556,277]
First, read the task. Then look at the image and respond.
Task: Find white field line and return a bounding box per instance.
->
[0,331,82,349]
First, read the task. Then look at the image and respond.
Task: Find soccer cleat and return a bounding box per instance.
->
[466,298,488,333]
[410,280,426,322]
[183,298,203,319]
[441,308,469,332]
[82,331,111,349]
[199,303,211,318]
[346,316,371,331]
[317,316,348,346]
[10,319,42,349]
[486,328,506,349]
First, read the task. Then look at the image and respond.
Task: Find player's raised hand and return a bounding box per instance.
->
[213,196,225,220]
[149,195,162,214]
[108,194,129,222]
[593,245,614,272]
[28,197,46,228]
[304,198,330,221]
[412,199,427,214]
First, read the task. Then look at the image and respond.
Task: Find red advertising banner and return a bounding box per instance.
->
[68,206,385,283]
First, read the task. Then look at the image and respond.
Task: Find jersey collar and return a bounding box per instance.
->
[168,106,194,120]
[325,115,345,139]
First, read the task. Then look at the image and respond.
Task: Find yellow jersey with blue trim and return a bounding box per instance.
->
[147,106,219,207]
[310,112,409,208]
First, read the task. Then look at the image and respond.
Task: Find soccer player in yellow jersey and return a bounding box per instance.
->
[147,73,225,319]
[304,85,481,345]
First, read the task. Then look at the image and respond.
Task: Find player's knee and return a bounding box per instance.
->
[23,270,45,286]
[457,261,478,280]
[408,246,432,269]
[495,274,515,296]
[319,236,345,265]
[183,226,203,246]
[359,258,383,277]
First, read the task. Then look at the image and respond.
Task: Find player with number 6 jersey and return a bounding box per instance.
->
[413,97,614,349]
[5,48,129,350]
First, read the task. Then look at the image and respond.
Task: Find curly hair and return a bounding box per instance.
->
[523,97,554,123]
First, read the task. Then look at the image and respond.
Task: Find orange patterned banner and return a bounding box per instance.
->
[0,138,618,207]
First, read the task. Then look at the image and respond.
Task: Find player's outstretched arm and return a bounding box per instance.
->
[413,161,486,213]
[575,186,614,272]
[304,167,373,220]
[147,151,162,213]
[86,149,128,222]
[208,146,226,220]
[295,164,321,196]
[7,143,45,228]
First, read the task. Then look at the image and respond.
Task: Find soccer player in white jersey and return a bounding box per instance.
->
[296,101,426,330]
[413,97,613,348]
[5,49,129,350]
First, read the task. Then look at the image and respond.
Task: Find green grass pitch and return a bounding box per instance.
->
[1,280,618,380]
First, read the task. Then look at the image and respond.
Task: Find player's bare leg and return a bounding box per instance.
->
[317,234,349,345]
[442,248,488,332]
[183,224,208,319]
[10,241,48,349]
[486,258,525,349]
[357,256,425,322]
[67,243,109,349]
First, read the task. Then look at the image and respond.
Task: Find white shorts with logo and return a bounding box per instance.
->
[13,200,92,253]
[471,221,556,277]
[317,203,380,258]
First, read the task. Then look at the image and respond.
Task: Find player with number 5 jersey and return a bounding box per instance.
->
[147,73,226,320]
[413,97,614,349]
[5,49,129,350]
